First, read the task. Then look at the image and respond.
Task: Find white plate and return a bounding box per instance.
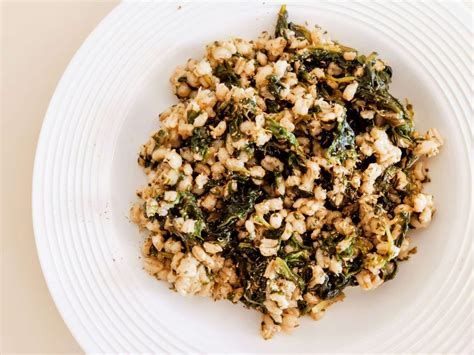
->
[33,1,473,353]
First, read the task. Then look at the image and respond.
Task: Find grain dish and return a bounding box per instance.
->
[131,6,443,339]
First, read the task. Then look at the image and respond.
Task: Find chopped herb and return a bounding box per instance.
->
[190,127,211,156]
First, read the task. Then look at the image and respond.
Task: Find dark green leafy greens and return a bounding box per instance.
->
[235,245,269,310]
[395,211,411,248]
[215,62,240,88]
[275,257,306,290]
[326,117,356,162]
[190,127,211,157]
[266,117,306,160]
[355,54,415,146]
[267,117,298,146]
[208,177,263,244]
[275,4,314,43]
[275,4,289,38]
[267,75,285,98]
[170,192,206,249]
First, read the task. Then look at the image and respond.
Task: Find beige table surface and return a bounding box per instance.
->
[1,2,119,353]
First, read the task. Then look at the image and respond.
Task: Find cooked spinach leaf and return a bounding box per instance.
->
[267,75,285,98]
[215,61,240,88]
[326,117,356,162]
[275,4,289,38]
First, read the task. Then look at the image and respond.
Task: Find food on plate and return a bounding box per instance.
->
[131,5,443,339]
